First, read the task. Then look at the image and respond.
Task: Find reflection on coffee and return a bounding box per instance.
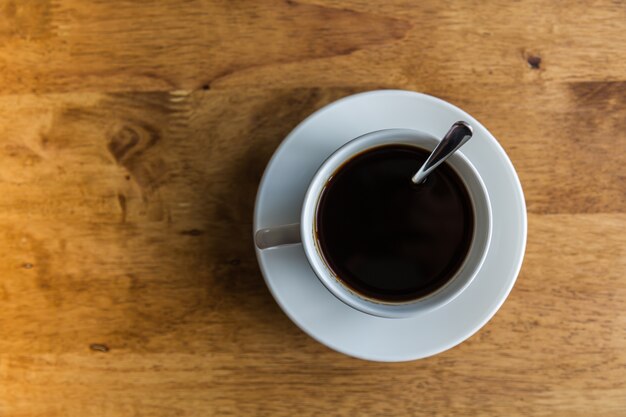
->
[316,145,474,302]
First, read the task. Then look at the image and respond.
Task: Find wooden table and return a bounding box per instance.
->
[1,1,625,416]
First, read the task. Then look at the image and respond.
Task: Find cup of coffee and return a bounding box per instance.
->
[255,128,491,318]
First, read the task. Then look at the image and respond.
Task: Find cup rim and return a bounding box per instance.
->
[301,128,492,318]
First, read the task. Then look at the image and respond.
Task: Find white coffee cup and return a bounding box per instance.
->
[254,128,492,318]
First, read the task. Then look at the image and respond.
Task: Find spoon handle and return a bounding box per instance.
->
[411,121,473,184]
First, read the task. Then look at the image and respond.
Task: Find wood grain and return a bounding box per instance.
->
[0,1,625,416]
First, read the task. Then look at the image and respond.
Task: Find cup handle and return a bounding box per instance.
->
[254,223,301,249]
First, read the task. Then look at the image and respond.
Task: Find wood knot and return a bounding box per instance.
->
[107,121,167,193]
[527,55,541,69]
[108,122,160,164]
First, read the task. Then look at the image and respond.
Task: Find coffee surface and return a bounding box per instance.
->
[316,145,474,302]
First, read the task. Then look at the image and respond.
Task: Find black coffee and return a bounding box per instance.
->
[316,145,474,302]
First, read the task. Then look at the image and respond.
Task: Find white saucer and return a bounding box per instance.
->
[253,90,527,362]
